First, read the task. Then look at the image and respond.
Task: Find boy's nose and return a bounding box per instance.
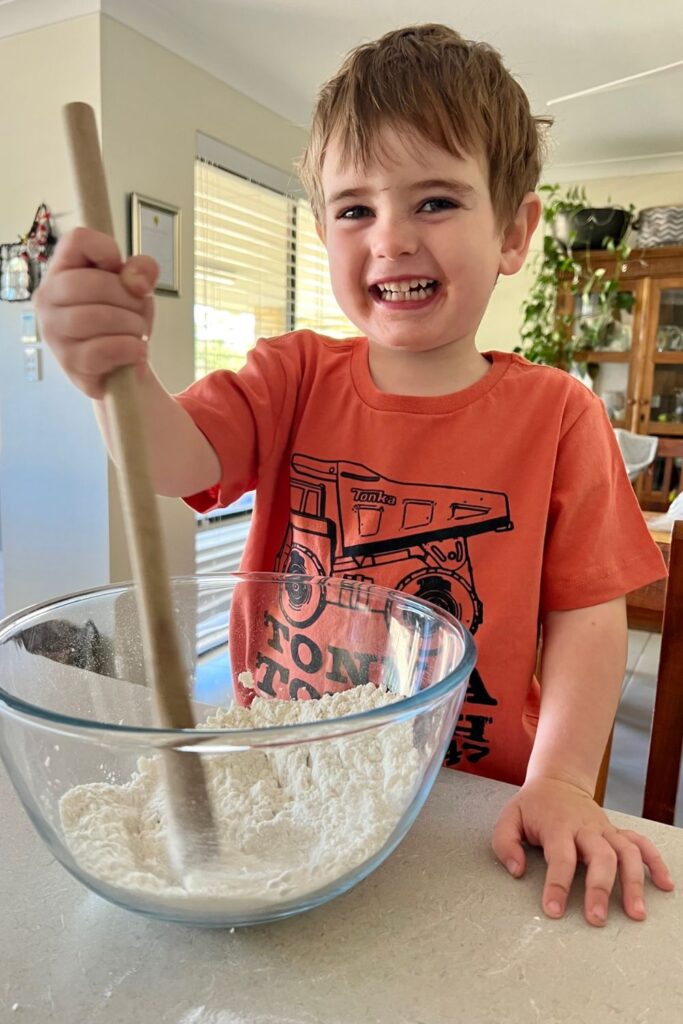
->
[371,216,419,260]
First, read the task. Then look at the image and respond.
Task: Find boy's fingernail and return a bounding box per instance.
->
[591,905,606,922]
[546,900,562,917]
[506,859,519,876]
[633,898,645,917]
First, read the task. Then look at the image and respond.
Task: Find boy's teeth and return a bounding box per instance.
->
[377,278,437,301]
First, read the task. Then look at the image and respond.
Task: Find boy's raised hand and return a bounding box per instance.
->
[34,227,159,399]
[492,777,675,926]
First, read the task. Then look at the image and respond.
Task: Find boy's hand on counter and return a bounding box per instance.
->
[491,777,675,926]
[33,227,159,398]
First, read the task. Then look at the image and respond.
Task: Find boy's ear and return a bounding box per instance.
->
[315,219,326,245]
[498,193,542,276]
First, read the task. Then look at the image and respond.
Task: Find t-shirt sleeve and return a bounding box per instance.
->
[540,395,667,612]
[174,338,291,513]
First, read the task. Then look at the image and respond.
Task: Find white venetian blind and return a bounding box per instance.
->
[194,158,293,378]
[194,157,356,379]
[294,201,358,338]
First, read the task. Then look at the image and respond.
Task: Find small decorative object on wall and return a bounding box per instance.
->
[0,203,58,302]
[129,192,180,295]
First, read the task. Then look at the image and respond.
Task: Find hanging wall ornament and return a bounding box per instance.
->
[0,203,58,301]
[25,203,58,290]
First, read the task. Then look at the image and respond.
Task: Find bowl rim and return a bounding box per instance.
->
[0,573,477,745]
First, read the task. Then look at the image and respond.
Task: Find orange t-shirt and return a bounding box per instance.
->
[176,332,666,785]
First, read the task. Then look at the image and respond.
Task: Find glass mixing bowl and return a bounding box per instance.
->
[0,573,475,927]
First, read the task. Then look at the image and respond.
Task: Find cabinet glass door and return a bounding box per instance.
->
[654,287,683,354]
[571,284,639,429]
[582,362,630,426]
[572,287,635,353]
[650,365,683,428]
[648,286,683,435]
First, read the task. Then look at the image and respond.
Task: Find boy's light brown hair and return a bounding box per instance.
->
[298,23,552,230]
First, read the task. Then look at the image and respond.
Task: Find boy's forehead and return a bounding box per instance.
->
[320,126,487,196]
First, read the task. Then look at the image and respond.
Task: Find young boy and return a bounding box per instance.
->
[35,23,673,925]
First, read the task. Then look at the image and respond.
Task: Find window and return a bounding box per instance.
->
[194,147,356,383]
[294,202,360,337]
[194,160,293,378]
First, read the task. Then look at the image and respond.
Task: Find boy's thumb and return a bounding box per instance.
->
[121,256,159,296]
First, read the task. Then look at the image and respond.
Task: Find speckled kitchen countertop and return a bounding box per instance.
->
[1,768,681,1023]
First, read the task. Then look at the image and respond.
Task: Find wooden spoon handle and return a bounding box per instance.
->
[63,102,215,847]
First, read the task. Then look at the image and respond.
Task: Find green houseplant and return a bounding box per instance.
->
[516,184,636,369]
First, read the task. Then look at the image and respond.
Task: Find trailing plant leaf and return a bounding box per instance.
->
[516,184,636,368]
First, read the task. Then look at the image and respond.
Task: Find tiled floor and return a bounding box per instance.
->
[0,551,678,825]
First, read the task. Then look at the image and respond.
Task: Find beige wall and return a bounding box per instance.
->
[479,170,683,354]
[0,16,106,614]
[0,13,306,614]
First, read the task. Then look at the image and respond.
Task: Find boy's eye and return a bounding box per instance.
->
[420,197,459,213]
[337,205,373,220]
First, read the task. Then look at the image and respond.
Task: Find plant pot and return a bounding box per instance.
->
[553,208,631,251]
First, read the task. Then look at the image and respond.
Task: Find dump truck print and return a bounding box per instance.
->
[275,455,513,630]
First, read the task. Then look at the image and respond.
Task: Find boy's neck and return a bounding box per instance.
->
[366,338,491,397]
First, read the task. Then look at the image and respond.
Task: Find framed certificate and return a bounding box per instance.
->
[130,193,180,295]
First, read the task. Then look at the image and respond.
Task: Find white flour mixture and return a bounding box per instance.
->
[59,680,420,911]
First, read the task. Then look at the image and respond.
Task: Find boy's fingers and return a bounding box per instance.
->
[575,828,617,927]
[609,833,646,921]
[47,227,122,275]
[491,803,527,877]
[37,268,149,315]
[540,837,577,918]
[58,304,148,342]
[120,256,159,297]
[619,830,675,891]
[58,333,150,389]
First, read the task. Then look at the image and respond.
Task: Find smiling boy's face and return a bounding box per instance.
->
[318,126,538,362]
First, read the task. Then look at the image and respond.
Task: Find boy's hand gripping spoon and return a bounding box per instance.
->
[63,102,216,876]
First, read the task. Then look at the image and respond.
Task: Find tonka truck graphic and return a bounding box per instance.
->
[275,455,513,630]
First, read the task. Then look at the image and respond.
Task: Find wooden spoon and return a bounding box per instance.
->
[63,102,216,872]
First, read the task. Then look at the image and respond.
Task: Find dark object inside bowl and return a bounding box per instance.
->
[553,208,631,250]
[13,618,115,676]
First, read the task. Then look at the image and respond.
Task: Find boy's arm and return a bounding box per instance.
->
[529,597,626,793]
[492,597,674,926]
[93,367,221,498]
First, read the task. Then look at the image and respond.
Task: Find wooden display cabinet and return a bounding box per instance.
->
[556,246,683,508]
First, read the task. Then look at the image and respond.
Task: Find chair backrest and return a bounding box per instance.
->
[638,438,683,512]
[642,517,683,823]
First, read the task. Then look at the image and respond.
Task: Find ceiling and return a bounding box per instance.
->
[2,0,682,180]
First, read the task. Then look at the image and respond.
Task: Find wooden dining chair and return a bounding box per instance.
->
[594,518,683,824]
[637,438,683,512]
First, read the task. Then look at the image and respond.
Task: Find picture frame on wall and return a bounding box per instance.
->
[129,193,180,295]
